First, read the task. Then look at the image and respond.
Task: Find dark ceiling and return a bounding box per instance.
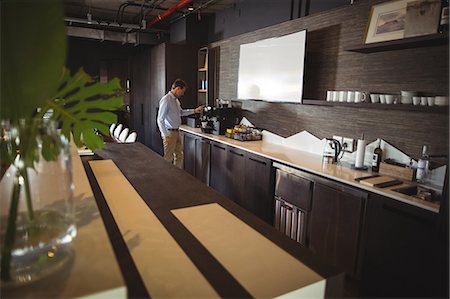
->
[64,0,240,33]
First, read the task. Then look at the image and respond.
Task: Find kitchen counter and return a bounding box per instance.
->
[84,142,344,298]
[180,125,440,213]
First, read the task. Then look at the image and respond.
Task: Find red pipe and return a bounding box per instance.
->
[146,0,192,27]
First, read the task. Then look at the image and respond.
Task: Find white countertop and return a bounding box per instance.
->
[180,125,440,213]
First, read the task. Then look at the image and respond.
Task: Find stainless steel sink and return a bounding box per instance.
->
[392,185,440,202]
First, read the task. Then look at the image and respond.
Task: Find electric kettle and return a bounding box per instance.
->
[323,138,342,164]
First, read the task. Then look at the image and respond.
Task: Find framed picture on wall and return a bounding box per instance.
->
[364,0,414,44]
[404,0,441,38]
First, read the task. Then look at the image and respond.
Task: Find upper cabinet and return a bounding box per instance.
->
[197,46,219,106]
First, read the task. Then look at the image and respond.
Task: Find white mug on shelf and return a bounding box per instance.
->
[385,94,395,104]
[427,96,435,106]
[326,91,333,101]
[338,91,347,102]
[355,91,366,103]
[347,91,355,103]
[370,94,380,103]
[420,96,428,106]
[413,96,421,106]
[332,91,339,102]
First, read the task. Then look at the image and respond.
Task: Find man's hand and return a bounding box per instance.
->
[194,105,205,114]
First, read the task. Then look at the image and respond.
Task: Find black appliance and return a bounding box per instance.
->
[201,106,241,135]
[186,115,201,128]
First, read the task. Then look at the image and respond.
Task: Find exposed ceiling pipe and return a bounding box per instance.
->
[146,0,192,27]
[64,17,169,33]
[168,0,219,25]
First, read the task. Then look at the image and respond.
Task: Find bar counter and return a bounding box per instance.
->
[84,142,344,298]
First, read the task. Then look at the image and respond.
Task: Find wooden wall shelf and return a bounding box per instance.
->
[345,32,448,53]
[302,99,449,113]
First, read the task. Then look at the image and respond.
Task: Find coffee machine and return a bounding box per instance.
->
[201,106,241,135]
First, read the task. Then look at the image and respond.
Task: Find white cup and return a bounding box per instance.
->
[379,94,386,104]
[326,91,333,101]
[420,97,428,106]
[435,96,449,106]
[332,91,339,102]
[339,91,347,102]
[347,91,355,103]
[370,94,380,103]
[401,91,418,97]
[413,96,421,106]
[385,94,394,104]
[427,96,435,106]
[354,91,366,103]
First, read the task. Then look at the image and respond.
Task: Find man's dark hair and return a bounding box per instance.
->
[172,79,187,90]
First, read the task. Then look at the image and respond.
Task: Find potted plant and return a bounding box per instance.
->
[0,1,123,284]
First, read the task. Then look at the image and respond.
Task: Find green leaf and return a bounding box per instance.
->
[48,69,124,151]
[0,1,66,121]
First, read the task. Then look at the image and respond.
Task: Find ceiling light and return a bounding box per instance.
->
[187,6,194,11]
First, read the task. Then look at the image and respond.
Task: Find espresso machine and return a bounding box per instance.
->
[201,106,241,135]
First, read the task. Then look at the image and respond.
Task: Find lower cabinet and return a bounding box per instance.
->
[242,152,274,224]
[209,140,274,224]
[183,132,210,184]
[183,132,196,177]
[360,193,442,298]
[309,181,367,279]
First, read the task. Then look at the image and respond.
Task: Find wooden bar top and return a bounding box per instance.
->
[85,142,344,298]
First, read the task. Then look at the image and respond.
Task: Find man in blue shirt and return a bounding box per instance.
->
[157,79,203,168]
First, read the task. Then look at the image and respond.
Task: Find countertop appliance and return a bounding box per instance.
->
[323,138,342,164]
[201,106,241,135]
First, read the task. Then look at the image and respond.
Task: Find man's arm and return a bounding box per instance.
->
[180,105,204,116]
[157,99,169,137]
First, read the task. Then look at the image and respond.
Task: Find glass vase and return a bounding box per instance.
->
[0,119,77,286]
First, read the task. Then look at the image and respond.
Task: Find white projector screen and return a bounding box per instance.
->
[237,30,306,103]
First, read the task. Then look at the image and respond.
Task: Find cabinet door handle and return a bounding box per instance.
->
[230,149,243,157]
[249,157,266,165]
[213,144,226,151]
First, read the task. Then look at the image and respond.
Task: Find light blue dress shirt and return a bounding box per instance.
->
[157,91,194,137]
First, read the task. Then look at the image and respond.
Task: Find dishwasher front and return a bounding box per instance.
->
[273,163,313,246]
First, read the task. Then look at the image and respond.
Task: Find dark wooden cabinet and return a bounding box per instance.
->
[183,133,211,185]
[308,0,349,15]
[209,140,274,224]
[195,138,210,185]
[243,152,274,224]
[309,181,367,278]
[183,132,197,177]
[131,43,197,155]
[210,141,230,198]
[361,193,442,298]
[227,147,246,204]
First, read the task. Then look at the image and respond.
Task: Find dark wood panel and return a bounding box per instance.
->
[210,0,449,159]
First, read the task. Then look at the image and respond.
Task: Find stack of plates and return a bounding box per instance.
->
[435,96,449,106]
